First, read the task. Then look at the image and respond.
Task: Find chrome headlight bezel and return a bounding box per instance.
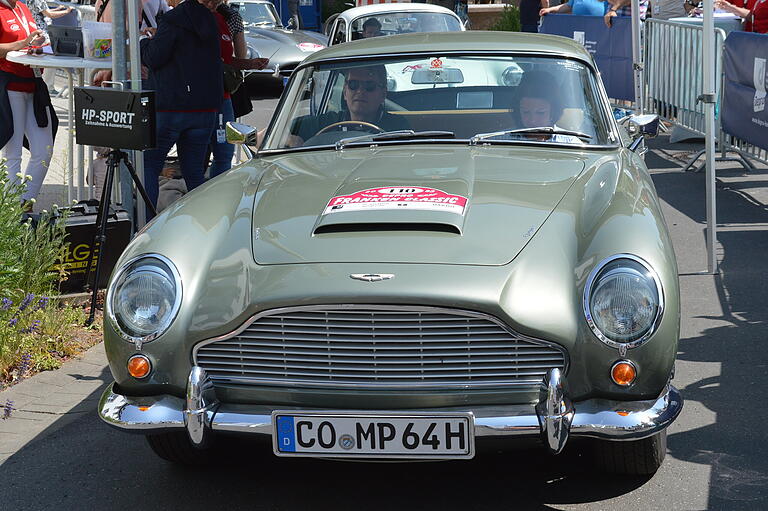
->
[106,253,183,345]
[583,254,664,349]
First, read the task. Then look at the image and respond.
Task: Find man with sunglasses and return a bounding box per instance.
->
[288,65,409,147]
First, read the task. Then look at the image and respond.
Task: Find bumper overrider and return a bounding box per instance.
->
[98,367,682,455]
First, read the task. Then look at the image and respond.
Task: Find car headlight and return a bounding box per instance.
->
[107,254,182,344]
[583,254,663,349]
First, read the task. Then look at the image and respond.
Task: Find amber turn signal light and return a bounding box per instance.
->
[127,355,151,379]
[611,360,637,386]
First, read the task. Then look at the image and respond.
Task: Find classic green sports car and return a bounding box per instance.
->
[99,32,682,475]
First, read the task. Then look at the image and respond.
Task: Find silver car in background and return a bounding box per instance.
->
[232,0,327,79]
[325,3,464,46]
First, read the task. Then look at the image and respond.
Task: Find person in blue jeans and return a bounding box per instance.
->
[539,0,608,17]
[140,0,223,220]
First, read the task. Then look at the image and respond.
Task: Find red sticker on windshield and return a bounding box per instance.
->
[324,187,467,216]
[430,58,443,69]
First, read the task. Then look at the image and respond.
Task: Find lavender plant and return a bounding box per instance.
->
[1,159,75,381]
[2,399,14,420]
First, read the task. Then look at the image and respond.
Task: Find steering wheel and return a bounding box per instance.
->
[316,120,384,135]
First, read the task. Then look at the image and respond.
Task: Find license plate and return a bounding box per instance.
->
[272,411,474,459]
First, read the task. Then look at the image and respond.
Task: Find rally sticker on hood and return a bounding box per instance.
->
[323,187,468,216]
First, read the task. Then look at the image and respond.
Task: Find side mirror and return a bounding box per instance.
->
[226,122,259,150]
[621,114,659,152]
[286,17,297,29]
[620,114,659,136]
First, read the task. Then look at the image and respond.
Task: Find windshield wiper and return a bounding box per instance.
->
[470,126,592,145]
[335,130,455,150]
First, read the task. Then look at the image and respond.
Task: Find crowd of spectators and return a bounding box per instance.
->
[1,0,269,214]
[525,0,766,33]
[137,0,267,219]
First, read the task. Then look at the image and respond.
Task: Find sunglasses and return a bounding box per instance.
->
[346,79,383,92]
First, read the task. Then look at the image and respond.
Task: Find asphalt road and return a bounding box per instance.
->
[2,87,768,510]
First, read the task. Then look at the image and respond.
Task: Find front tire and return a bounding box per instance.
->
[145,432,213,465]
[592,429,667,475]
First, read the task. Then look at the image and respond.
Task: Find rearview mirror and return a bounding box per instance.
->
[411,68,464,85]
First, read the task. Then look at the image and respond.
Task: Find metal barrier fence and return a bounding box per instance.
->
[722,135,768,169]
[644,19,726,135]
[644,19,762,171]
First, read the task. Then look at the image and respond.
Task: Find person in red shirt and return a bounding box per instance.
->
[207,0,236,178]
[715,0,768,33]
[207,0,267,178]
[0,0,57,207]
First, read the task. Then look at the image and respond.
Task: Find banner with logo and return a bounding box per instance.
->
[722,32,768,152]
[540,14,634,101]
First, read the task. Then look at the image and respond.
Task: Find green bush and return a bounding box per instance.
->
[489,5,521,32]
[0,160,74,382]
[0,164,68,298]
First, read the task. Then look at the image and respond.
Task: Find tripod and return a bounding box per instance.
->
[85,149,156,326]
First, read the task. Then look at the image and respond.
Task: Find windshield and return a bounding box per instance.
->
[264,55,613,150]
[230,2,280,30]
[351,12,462,40]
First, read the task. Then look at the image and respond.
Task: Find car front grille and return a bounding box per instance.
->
[193,306,566,390]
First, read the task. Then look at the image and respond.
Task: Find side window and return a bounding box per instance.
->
[332,20,347,45]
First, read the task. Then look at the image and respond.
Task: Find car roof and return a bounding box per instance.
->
[301,31,593,67]
[338,3,462,22]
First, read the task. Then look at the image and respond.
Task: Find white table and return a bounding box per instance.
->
[6,51,112,203]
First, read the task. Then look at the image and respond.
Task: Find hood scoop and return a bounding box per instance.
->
[312,186,467,236]
[314,222,461,236]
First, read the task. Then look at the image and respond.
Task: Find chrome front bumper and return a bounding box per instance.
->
[98,367,683,455]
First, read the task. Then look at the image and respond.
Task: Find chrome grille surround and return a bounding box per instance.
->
[193,305,568,390]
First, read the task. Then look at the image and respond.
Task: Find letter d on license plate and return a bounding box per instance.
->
[272,411,474,459]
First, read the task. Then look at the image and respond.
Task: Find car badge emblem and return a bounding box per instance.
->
[350,273,395,282]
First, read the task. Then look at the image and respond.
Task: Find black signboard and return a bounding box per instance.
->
[74,87,156,150]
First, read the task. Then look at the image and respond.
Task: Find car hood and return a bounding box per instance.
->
[245,28,326,58]
[252,145,588,265]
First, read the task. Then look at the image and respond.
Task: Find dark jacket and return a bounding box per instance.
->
[0,71,58,151]
[140,0,223,111]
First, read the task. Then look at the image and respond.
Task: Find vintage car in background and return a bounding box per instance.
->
[325,3,464,46]
[231,0,327,81]
[99,32,682,475]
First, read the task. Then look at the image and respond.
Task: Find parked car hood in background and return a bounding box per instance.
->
[245,26,327,60]
[251,145,590,266]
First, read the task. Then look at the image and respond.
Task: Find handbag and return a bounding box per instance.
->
[223,63,244,94]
